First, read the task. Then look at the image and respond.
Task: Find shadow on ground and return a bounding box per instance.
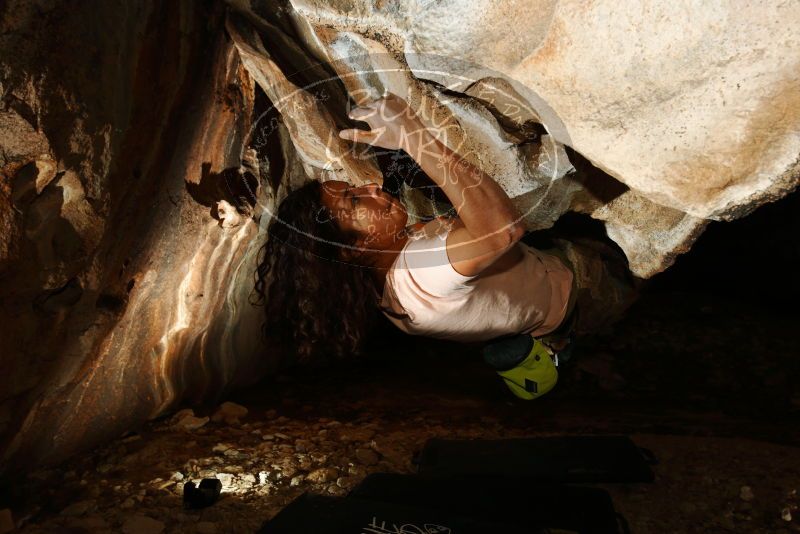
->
[5,289,800,533]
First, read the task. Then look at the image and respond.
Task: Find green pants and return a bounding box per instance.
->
[527,236,640,337]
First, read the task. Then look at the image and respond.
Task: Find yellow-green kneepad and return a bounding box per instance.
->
[496,338,558,400]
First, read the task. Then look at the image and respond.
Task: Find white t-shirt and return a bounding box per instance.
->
[379,217,574,342]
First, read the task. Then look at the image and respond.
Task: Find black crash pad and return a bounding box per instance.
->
[258,493,536,534]
[415,436,655,483]
[350,473,625,534]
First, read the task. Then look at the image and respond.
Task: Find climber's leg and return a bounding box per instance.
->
[546,237,640,336]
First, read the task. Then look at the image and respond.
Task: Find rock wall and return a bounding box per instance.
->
[235,0,800,277]
[0,1,280,474]
[1,0,798,473]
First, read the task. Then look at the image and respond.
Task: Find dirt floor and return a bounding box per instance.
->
[5,291,800,533]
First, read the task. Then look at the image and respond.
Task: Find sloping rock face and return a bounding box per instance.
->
[277,0,800,277]
[287,0,800,216]
[0,1,279,474]
[1,0,798,474]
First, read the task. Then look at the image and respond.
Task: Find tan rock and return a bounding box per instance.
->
[306,467,339,483]
[590,190,707,278]
[289,0,800,220]
[226,15,383,186]
[173,415,209,432]
[211,402,249,425]
[274,0,800,278]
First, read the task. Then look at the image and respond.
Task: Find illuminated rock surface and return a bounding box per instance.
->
[1,0,798,475]
[0,2,275,474]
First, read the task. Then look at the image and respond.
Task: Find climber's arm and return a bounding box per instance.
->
[408,129,525,276]
[339,93,525,276]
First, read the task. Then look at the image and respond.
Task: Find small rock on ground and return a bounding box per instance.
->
[211,402,248,425]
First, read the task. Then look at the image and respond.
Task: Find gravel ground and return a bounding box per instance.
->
[4,291,800,533]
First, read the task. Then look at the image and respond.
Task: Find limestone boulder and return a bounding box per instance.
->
[274,0,799,275]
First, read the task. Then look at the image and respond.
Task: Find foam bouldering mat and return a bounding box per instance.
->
[349,473,625,534]
[257,493,536,533]
[415,436,656,483]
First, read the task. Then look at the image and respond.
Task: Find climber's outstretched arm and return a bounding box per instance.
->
[339,93,525,276]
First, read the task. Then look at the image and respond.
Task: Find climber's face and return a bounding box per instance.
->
[320,180,408,254]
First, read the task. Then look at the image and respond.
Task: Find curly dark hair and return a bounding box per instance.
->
[254,180,381,366]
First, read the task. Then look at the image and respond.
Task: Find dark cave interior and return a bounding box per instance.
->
[4,56,800,530]
[3,185,798,534]
[1,2,799,532]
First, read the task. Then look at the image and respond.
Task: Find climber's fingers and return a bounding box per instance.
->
[339,127,386,147]
[348,106,377,122]
[349,96,405,123]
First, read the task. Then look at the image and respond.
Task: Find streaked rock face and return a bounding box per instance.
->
[1,0,798,473]
[0,1,278,473]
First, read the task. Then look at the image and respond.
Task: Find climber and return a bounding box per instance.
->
[254,93,636,399]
